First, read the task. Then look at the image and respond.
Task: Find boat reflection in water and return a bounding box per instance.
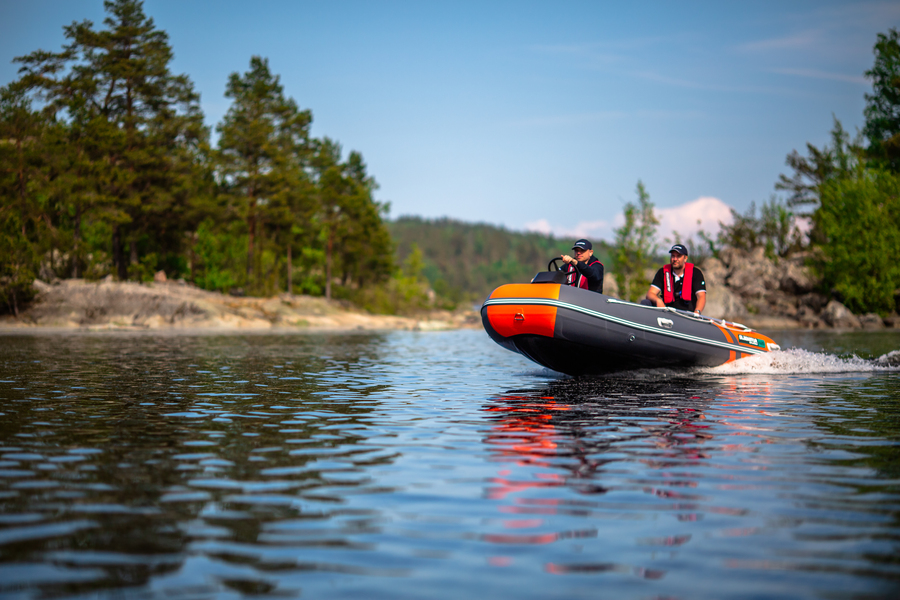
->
[478,375,817,579]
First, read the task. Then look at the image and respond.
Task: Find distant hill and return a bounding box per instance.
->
[388,216,613,303]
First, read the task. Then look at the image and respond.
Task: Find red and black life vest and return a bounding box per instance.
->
[565,257,603,290]
[662,262,694,304]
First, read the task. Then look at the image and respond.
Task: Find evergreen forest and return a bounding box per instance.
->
[2,2,900,318]
[389,216,612,305]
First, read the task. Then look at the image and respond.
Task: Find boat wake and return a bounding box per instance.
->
[704,348,900,375]
[514,349,900,380]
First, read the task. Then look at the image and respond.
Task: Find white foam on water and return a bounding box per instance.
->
[705,348,900,375]
[873,349,900,367]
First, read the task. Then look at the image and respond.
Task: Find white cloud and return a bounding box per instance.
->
[525,196,735,250]
[656,197,734,247]
[524,217,613,241]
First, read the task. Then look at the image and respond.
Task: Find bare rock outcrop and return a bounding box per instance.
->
[821,300,862,329]
[699,248,882,329]
[2,279,479,332]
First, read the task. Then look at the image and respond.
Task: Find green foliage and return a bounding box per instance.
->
[0,193,39,315]
[388,217,611,303]
[614,180,659,302]
[776,117,861,220]
[717,196,803,260]
[863,28,900,172]
[337,245,431,314]
[191,219,244,293]
[14,0,210,282]
[814,165,900,315]
[665,222,719,263]
[215,55,312,293]
[0,0,396,312]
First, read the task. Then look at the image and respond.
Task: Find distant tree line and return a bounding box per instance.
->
[389,216,613,304]
[0,0,395,314]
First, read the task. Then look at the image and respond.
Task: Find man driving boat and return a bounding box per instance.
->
[560,239,604,293]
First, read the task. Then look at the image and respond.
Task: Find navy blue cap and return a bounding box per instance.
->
[572,239,592,251]
[669,244,689,255]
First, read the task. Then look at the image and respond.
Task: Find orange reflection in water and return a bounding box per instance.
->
[483,394,583,571]
[483,396,571,502]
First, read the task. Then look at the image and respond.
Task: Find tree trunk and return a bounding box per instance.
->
[326,228,333,300]
[246,196,256,281]
[189,232,196,282]
[72,208,81,279]
[113,225,127,281]
[287,243,292,295]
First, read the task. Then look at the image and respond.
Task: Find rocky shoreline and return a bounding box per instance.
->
[0,278,481,333]
[698,247,898,330]
[3,249,897,334]
[595,247,899,331]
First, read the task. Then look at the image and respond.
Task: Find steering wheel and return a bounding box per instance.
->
[548,257,566,272]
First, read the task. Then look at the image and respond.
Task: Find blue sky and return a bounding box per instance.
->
[2,1,896,243]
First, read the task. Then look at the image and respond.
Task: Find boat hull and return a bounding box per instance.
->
[481,283,779,376]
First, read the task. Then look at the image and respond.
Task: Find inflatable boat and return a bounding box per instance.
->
[481,263,780,376]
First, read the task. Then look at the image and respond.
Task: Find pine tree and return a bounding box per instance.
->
[14,0,208,281]
[215,56,312,292]
[863,28,900,172]
[0,85,45,313]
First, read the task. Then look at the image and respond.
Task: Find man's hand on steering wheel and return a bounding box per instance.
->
[548,257,567,271]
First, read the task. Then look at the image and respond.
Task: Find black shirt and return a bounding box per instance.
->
[650,265,706,311]
[567,257,604,293]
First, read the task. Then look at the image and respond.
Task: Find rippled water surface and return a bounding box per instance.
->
[1,329,899,599]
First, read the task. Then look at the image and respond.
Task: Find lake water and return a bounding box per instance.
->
[0,328,899,599]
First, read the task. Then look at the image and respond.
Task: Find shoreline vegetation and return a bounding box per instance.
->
[2,3,900,333]
[0,276,480,333]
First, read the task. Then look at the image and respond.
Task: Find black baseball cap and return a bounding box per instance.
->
[572,239,592,251]
[669,244,689,255]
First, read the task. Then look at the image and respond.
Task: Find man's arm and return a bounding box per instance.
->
[646,285,665,308]
[693,267,707,314]
[694,291,706,314]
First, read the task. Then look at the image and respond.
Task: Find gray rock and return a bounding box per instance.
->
[798,293,828,312]
[797,306,825,328]
[766,293,799,318]
[703,286,745,320]
[701,257,727,287]
[718,247,742,269]
[723,247,779,298]
[822,300,861,329]
[779,261,815,295]
[602,272,619,298]
[859,313,885,330]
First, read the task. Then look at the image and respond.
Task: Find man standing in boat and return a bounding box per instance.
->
[561,239,604,293]
[643,244,706,313]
